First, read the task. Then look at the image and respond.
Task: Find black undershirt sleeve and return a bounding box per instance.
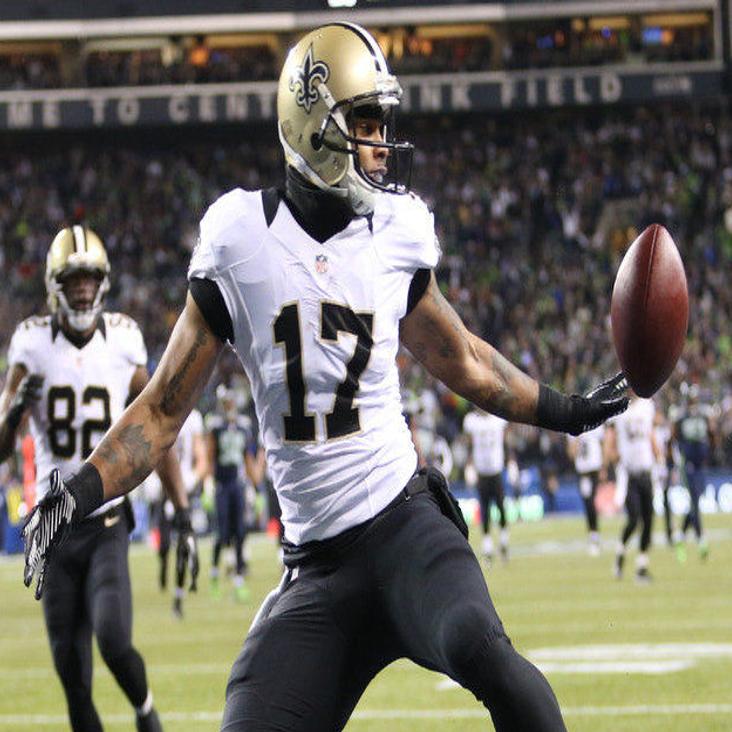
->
[189,277,234,344]
[406,268,431,316]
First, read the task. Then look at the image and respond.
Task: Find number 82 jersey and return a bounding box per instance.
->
[8,313,147,510]
[189,187,440,544]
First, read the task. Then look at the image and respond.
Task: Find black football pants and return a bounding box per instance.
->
[578,471,599,533]
[477,473,507,533]
[620,472,654,552]
[222,489,567,731]
[42,506,150,732]
[682,461,704,540]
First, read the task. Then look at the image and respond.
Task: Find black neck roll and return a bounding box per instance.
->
[283,167,355,243]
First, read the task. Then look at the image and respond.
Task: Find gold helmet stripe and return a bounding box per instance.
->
[327,22,387,72]
[72,225,87,254]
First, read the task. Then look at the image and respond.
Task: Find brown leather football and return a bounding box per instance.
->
[610,224,689,397]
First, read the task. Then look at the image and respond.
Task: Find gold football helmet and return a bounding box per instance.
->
[45,225,110,332]
[277,22,413,215]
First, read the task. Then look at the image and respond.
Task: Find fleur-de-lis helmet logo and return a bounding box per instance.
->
[289,44,330,113]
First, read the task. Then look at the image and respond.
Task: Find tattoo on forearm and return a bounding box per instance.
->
[482,350,521,417]
[160,326,208,415]
[97,423,154,489]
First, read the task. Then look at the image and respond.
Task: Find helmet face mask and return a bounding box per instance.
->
[46,226,110,333]
[316,99,414,197]
[277,23,414,215]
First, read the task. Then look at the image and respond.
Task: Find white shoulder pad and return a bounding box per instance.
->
[103,313,147,366]
[7,316,51,373]
[372,192,441,273]
[189,188,267,280]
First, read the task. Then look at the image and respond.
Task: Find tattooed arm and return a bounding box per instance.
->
[90,293,223,501]
[124,365,189,510]
[399,272,539,424]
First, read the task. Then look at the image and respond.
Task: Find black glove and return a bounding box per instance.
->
[173,508,199,593]
[22,464,104,600]
[7,374,44,430]
[537,372,629,436]
[22,469,77,600]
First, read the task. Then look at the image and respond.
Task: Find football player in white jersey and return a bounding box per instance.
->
[23,24,628,732]
[155,406,206,616]
[604,394,661,583]
[463,408,511,564]
[0,226,198,732]
[567,424,605,555]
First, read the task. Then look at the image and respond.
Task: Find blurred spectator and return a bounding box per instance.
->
[0,22,713,91]
[2,103,731,482]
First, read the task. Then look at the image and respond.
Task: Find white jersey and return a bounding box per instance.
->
[568,424,605,474]
[175,408,204,491]
[611,398,656,474]
[8,313,147,517]
[463,411,507,477]
[189,188,439,543]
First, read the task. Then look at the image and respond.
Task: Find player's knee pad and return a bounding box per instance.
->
[96,627,131,666]
[440,601,505,675]
[452,632,522,701]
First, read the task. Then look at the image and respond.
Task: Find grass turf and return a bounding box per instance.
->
[1,512,730,731]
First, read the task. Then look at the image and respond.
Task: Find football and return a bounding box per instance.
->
[610,224,689,398]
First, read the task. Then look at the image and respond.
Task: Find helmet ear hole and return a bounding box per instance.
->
[310,132,323,151]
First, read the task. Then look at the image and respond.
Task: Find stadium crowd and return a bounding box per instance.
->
[2,103,732,476]
[0,24,712,90]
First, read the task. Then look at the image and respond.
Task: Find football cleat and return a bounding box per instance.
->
[135,708,162,732]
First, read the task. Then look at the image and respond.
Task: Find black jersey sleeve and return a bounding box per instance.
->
[189,277,234,343]
[406,268,431,316]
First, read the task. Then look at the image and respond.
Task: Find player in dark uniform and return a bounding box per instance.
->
[1,227,198,732]
[653,409,677,548]
[206,385,261,601]
[23,24,628,732]
[673,383,713,560]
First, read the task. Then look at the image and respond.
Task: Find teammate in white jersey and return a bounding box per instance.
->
[604,395,661,583]
[155,407,206,616]
[0,226,198,732]
[567,424,605,555]
[23,24,628,732]
[463,409,510,563]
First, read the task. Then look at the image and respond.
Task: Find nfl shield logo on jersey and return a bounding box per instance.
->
[315,254,329,274]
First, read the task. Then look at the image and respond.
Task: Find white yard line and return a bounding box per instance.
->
[2,704,732,726]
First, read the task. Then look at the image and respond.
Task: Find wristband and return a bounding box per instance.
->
[536,383,577,433]
[65,463,105,521]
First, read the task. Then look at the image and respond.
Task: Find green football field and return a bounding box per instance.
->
[2,513,731,731]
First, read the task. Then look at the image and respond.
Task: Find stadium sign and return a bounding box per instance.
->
[0,63,723,130]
